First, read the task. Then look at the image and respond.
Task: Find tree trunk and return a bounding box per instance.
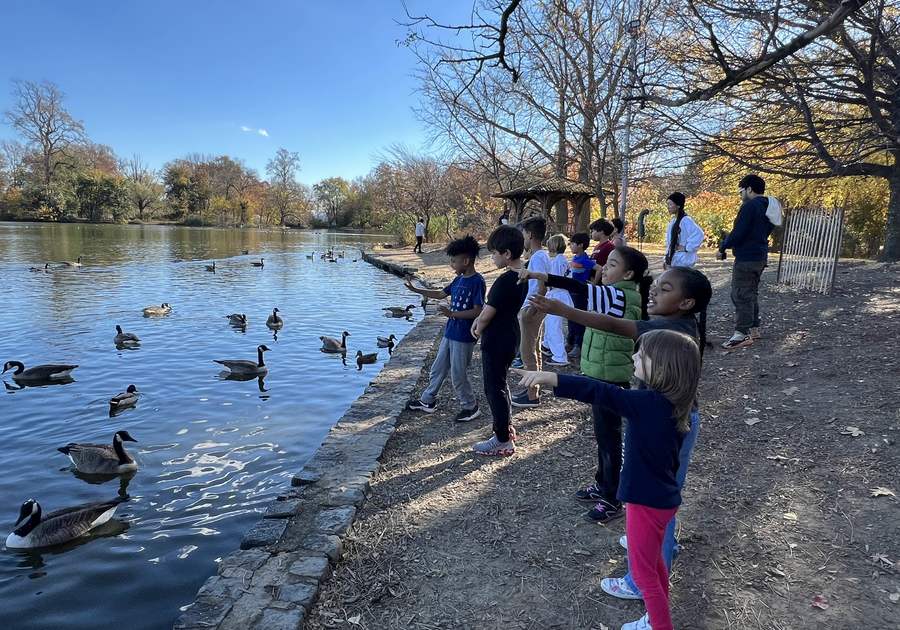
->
[883,161,900,261]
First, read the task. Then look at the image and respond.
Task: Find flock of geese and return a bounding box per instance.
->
[5,248,418,550]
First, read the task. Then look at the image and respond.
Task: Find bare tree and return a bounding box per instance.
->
[266,148,303,226]
[122,155,163,221]
[4,80,85,187]
[0,139,28,188]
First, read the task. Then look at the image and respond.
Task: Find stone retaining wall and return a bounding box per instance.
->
[173,253,441,630]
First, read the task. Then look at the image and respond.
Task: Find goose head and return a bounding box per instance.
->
[116,325,124,334]
[2,361,24,375]
[258,345,271,353]
[406,304,415,311]
[114,430,138,443]
[12,499,41,536]
[342,331,351,339]
[272,308,279,316]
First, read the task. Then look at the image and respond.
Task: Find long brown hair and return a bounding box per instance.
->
[637,330,701,432]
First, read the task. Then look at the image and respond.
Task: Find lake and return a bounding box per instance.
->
[0,222,419,629]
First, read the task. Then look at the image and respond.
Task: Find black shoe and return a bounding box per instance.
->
[574,484,604,503]
[407,398,437,413]
[510,391,540,408]
[454,406,481,422]
[585,499,625,524]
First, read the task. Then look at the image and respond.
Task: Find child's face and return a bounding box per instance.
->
[490,249,511,269]
[601,249,632,285]
[449,254,471,274]
[570,241,585,255]
[591,229,608,243]
[632,348,651,382]
[666,199,680,215]
[647,270,695,317]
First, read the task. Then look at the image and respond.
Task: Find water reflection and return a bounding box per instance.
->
[70,470,135,499]
[3,376,75,390]
[221,372,268,393]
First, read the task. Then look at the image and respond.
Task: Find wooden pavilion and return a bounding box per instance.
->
[493,176,596,232]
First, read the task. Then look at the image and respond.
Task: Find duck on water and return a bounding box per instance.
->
[5,498,125,549]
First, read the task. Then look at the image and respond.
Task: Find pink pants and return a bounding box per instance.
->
[626,503,679,630]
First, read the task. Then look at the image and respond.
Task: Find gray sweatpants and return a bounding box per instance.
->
[421,336,477,409]
[731,260,767,334]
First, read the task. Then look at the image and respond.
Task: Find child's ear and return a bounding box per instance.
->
[679,297,697,312]
[622,268,635,281]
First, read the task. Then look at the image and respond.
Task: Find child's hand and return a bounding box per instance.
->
[529,294,565,315]
[470,318,482,339]
[510,369,557,389]
[516,267,531,284]
[437,304,452,317]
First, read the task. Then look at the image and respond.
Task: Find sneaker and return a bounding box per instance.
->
[547,358,569,367]
[540,345,552,357]
[574,484,605,503]
[721,331,753,349]
[621,613,652,630]
[585,499,625,523]
[510,391,540,408]
[619,534,628,550]
[454,406,481,422]
[511,357,524,369]
[567,346,581,359]
[472,434,515,457]
[600,576,642,601]
[406,398,437,413]
[750,326,761,339]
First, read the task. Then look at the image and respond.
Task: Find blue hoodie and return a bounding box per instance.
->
[720,196,774,262]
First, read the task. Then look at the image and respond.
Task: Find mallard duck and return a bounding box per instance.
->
[251,258,265,267]
[226,313,248,326]
[383,305,415,318]
[376,334,396,348]
[356,350,378,367]
[60,256,83,268]
[266,307,284,330]
[205,261,216,272]
[214,344,270,375]
[142,303,171,317]
[114,325,140,346]
[29,263,50,273]
[109,385,139,411]
[2,361,77,383]
[320,331,350,353]
[58,430,138,475]
[5,497,125,549]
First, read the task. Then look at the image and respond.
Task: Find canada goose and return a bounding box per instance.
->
[109,385,139,412]
[376,334,396,348]
[214,344,270,375]
[114,325,140,346]
[29,263,50,272]
[6,498,125,549]
[58,430,138,475]
[226,313,248,326]
[142,303,171,317]
[251,258,265,267]
[60,256,83,268]
[2,361,77,383]
[320,331,350,353]
[356,350,378,367]
[242,249,250,255]
[306,253,314,260]
[383,305,415,318]
[338,251,345,258]
[266,308,284,330]
[205,261,216,272]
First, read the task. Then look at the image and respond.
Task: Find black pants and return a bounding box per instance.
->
[731,260,766,334]
[566,290,588,349]
[592,380,630,504]
[414,236,423,253]
[481,338,517,442]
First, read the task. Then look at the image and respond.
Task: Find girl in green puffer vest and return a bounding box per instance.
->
[520,246,651,523]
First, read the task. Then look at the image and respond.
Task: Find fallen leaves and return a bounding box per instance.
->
[745,417,763,426]
[783,512,799,522]
[782,386,800,396]
[811,595,830,610]
[870,487,896,497]
[840,426,865,437]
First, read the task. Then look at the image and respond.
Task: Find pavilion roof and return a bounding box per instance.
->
[492,176,596,199]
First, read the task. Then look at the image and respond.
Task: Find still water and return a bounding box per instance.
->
[0,223,418,629]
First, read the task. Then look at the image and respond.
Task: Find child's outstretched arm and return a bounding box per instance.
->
[511,368,558,389]
[404,278,447,300]
[528,294,638,340]
[470,304,496,339]
[549,373,639,417]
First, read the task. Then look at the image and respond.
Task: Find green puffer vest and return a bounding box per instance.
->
[580,280,641,383]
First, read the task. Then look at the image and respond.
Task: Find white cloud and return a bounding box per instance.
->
[239,125,269,137]
[240,125,253,132]
[257,128,269,137]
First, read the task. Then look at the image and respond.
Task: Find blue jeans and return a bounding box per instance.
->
[421,336,476,409]
[624,409,700,594]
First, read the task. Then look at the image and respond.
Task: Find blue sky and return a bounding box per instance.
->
[0,1,468,185]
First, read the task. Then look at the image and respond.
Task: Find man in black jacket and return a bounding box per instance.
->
[717,174,775,349]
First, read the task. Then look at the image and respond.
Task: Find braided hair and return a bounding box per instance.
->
[666,266,713,355]
[665,192,687,267]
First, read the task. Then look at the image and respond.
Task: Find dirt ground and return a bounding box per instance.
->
[304,243,900,629]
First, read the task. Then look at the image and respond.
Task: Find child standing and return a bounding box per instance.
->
[589,219,616,283]
[512,217,550,408]
[405,236,486,422]
[566,232,595,357]
[470,226,528,456]
[664,192,705,269]
[513,328,702,630]
[543,234,572,366]
[521,246,651,523]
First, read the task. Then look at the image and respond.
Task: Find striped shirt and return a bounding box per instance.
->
[586,283,627,318]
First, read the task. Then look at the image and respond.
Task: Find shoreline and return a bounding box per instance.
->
[173,255,444,630]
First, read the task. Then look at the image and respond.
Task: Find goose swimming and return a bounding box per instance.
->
[226,313,248,326]
[114,325,140,346]
[109,384,139,412]
[59,256,83,268]
[320,331,350,353]
[266,307,284,330]
[2,361,77,383]
[251,258,265,268]
[215,344,270,375]
[376,334,396,348]
[356,350,378,366]
[58,430,138,475]
[383,305,415,318]
[142,303,172,317]
[6,498,125,549]
[29,263,50,273]
[205,261,216,272]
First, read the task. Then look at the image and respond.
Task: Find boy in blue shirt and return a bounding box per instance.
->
[405,235,486,422]
[566,232,595,357]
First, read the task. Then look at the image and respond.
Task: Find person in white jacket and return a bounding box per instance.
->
[664,192,705,268]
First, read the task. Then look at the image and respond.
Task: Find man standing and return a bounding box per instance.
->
[717,174,775,349]
[414,217,426,253]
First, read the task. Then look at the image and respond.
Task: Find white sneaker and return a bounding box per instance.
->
[601,576,642,600]
[722,331,753,349]
[621,613,652,630]
[619,534,628,551]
